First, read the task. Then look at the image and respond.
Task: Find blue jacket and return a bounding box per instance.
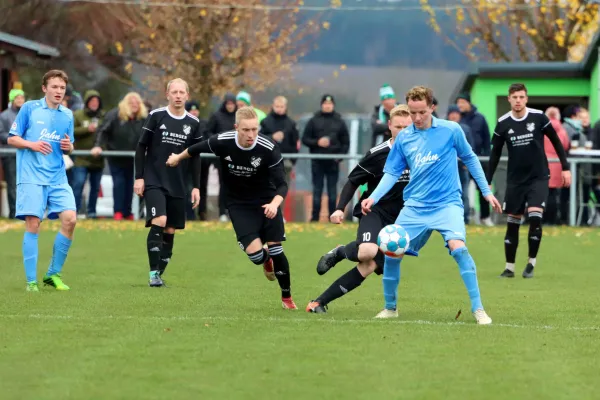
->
[460,106,490,156]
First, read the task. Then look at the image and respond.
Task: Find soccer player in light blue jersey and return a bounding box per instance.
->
[7,70,77,292]
[361,86,502,325]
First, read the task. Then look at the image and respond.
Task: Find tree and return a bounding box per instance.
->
[126,0,321,112]
[421,0,599,62]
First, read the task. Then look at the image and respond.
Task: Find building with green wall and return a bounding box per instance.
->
[450,34,600,126]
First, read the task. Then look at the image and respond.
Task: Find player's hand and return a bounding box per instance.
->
[272,131,284,142]
[361,198,374,215]
[562,170,572,187]
[318,137,330,148]
[166,153,180,167]
[60,135,73,152]
[91,146,103,157]
[262,202,278,219]
[190,188,200,209]
[330,209,344,224]
[29,140,53,155]
[485,193,502,213]
[134,179,145,197]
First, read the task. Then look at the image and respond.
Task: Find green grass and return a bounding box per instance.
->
[1,220,600,399]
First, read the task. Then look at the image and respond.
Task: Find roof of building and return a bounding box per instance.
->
[450,31,600,102]
[0,31,60,58]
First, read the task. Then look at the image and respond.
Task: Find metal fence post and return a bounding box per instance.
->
[569,160,578,226]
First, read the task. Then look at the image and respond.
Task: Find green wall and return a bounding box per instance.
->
[470,78,591,127]
[590,62,598,122]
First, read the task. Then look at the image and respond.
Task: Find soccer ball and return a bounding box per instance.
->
[377,224,410,258]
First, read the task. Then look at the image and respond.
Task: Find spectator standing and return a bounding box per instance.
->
[184,100,207,220]
[260,96,299,183]
[91,92,148,220]
[371,84,398,146]
[456,93,493,226]
[71,90,105,218]
[236,91,267,123]
[0,88,25,218]
[447,105,474,224]
[206,93,237,222]
[302,94,349,222]
[543,107,570,225]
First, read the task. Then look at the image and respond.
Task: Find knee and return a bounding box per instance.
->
[447,239,465,252]
[25,216,41,233]
[61,211,77,232]
[164,227,176,235]
[151,216,167,227]
[358,243,379,261]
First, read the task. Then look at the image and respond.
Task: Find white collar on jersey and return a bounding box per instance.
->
[166,107,186,120]
[510,109,529,122]
[234,131,258,151]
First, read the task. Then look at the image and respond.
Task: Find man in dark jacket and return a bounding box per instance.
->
[302,94,350,222]
[448,105,474,224]
[205,93,237,221]
[260,96,299,183]
[456,93,493,226]
[0,88,25,218]
[370,84,398,146]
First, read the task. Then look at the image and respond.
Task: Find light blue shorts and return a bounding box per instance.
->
[396,204,467,257]
[16,183,76,221]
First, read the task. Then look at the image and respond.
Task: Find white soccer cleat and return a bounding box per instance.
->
[473,309,492,325]
[374,309,398,319]
[481,217,495,227]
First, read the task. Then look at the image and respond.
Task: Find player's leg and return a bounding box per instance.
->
[438,205,491,325]
[500,184,526,277]
[310,160,325,222]
[158,196,186,279]
[144,189,168,286]
[16,184,46,291]
[44,183,77,290]
[522,180,548,278]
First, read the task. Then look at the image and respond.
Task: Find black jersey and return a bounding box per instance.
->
[138,107,204,198]
[188,131,287,205]
[348,139,409,219]
[489,108,568,185]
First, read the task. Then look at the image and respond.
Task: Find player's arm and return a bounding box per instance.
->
[337,152,375,211]
[263,149,288,219]
[542,116,569,171]
[134,112,159,180]
[486,127,506,184]
[453,124,492,196]
[363,141,406,213]
[61,114,75,155]
[7,103,51,154]
[188,122,205,190]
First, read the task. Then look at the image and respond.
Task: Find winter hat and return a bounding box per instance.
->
[447,105,460,115]
[185,100,200,112]
[223,93,236,103]
[456,93,471,103]
[379,84,395,101]
[9,89,25,102]
[236,91,251,105]
[321,94,335,105]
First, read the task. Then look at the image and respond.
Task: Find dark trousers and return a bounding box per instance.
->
[198,158,212,220]
[1,156,16,219]
[311,160,339,222]
[544,188,560,225]
[110,162,134,218]
[472,161,490,220]
[71,166,103,217]
[214,160,227,217]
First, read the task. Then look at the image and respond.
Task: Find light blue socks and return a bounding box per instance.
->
[47,232,72,276]
[382,256,401,310]
[23,232,39,283]
[451,246,483,312]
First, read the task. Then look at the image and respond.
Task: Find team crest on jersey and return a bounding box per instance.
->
[526,122,535,132]
[183,125,191,135]
[162,131,168,137]
[250,156,262,168]
[11,122,17,131]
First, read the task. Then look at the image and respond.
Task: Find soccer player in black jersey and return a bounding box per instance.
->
[306,105,412,313]
[166,107,296,309]
[487,83,571,278]
[134,78,203,287]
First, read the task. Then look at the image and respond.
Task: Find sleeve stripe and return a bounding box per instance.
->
[357,163,376,176]
[493,131,501,136]
[207,139,215,154]
[142,127,153,132]
[268,157,283,168]
[542,121,551,128]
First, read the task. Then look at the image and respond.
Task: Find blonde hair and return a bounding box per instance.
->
[405,86,434,106]
[166,78,189,93]
[118,92,148,121]
[273,95,287,105]
[390,104,410,118]
[235,106,258,124]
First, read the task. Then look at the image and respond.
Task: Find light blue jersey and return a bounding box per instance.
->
[9,97,74,186]
[374,117,491,207]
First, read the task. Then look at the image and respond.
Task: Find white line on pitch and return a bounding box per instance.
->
[1,313,599,331]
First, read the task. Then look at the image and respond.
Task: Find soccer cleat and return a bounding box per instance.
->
[316,245,343,275]
[374,309,398,319]
[282,297,298,310]
[473,309,492,325]
[263,258,276,281]
[499,269,515,278]
[43,274,70,291]
[306,300,327,313]
[522,263,535,278]
[26,282,39,292]
[149,271,164,287]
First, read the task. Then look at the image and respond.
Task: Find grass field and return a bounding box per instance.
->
[1,220,600,399]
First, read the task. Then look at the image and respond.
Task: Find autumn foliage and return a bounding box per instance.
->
[420,0,599,62]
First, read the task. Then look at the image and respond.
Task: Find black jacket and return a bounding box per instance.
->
[302,111,349,156]
[260,111,299,155]
[460,106,490,156]
[371,104,392,146]
[207,99,236,137]
[94,108,146,168]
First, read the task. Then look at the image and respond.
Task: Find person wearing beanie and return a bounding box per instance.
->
[456,92,493,226]
[0,88,26,218]
[447,105,474,224]
[302,94,349,222]
[236,90,267,122]
[185,100,200,117]
[371,84,398,146]
[72,90,105,218]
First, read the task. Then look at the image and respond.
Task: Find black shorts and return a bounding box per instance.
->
[503,179,549,215]
[356,208,395,275]
[144,188,186,229]
[228,204,286,250]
